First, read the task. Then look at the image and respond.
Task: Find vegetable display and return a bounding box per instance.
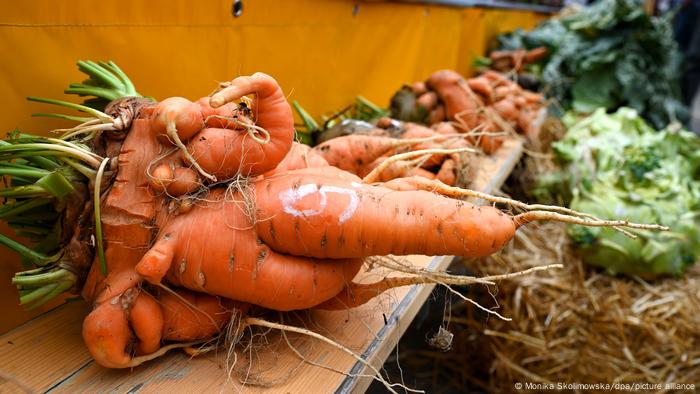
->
[545,108,700,277]
[495,0,687,128]
[311,123,471,186]
[390,70,547,149]
[0,61,665,376]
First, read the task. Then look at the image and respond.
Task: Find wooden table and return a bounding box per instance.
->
[0,138,523,394]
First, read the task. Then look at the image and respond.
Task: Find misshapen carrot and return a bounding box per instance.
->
[467,77,494,103]
[135,187,364,311]
[80,118,164,368]
[399,124,449,167]
[410,81,428,96]
[436,157,458,186]
[361,156,438,181]
[185,73,295,179]
[147,162,202,197]
[428,70,480,123]
[416,91,438,111]
[493,98,518,122]
[196,97,249,129]
[82,297,133,368]
[159,288,235,341]
[254,167,515,259]
[427,104,446,124]
[82,285,236,368]
[82,119,161,304]
[150,97,204,142]
[265,142,329,176]
[129,291,163,355]
[313,135,411,174]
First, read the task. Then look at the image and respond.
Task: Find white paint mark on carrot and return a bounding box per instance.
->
[279,183,359,223]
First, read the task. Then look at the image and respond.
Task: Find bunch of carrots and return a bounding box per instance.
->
[391,69,547,151]
[0,61,665,388]
[309,120,471,186]
[293,97,471,186]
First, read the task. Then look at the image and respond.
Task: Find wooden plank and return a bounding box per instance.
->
[0,301,92,393]
[1,137,523,394]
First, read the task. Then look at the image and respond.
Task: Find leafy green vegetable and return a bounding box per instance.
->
[548,108,700,277]
[497,0,687,129]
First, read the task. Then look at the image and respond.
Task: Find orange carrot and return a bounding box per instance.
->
[313,135,416,174]
[159,288,235,341]
[494,85,519,101]
[436,158,458,186]
[361,156,437,181]
[150,97,204,142]
[82,296,134,368]
[261,167,515,259]
[522,90,544,104]
[410,81,428,96]
[185,73,295,179]
[135,186,365,311]
[196,97,248,129]
[493,98,518,121]
[166,167,201,196]
[130,291,164,355]
[431,121,457,135]
[416,91,438,111]
[467,77,494,103]
[265,142,330,176]
[399,124,450,168]
[428,70,480,124]
[523,46,548,64]
[481,70,512,87]
[427,104,446,124]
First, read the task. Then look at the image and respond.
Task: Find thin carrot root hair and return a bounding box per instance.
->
[513,211,668,231]
[204,114,272,144]
[164,121,217,182]
[176,258,565,390]
[222,173,260,225]
[325,260,563,315]
[55,120,117,140]
[460,79,516,135]
[240,317,418,394]
[385,177,669,237]
[155,283,221,329]
[377,134,481,148]
[278,329,400,388]
[363,147,476,183]
[125,340,208,368]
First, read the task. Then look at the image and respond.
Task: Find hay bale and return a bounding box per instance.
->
[451,222,700,391]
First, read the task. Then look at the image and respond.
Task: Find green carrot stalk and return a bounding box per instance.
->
[31,113,94,123]
[0,233,58,266]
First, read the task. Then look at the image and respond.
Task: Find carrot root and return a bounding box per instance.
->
[380,176,668,236]
[242,317,407,394]
[362,147,475,184]
[317,263,563,311]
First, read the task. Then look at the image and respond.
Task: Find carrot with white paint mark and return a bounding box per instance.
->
[134,166,666,315]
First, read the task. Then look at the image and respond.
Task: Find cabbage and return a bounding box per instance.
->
[551,108,700,277]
